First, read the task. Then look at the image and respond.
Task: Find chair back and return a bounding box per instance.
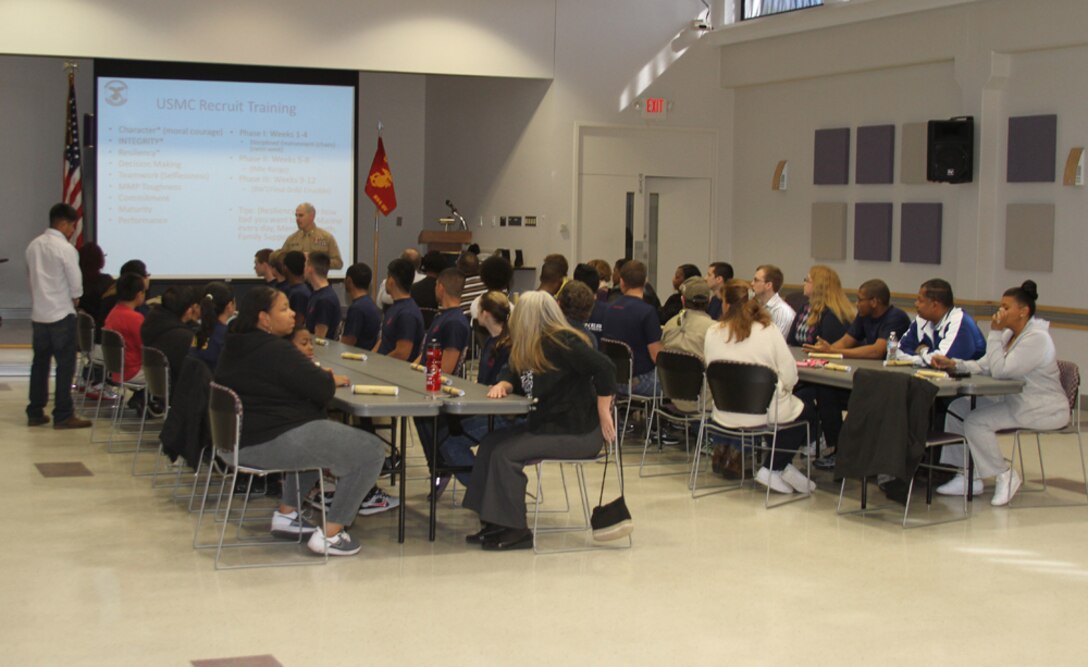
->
[705,360,776,415]
[783,291,809,314]
[208,382,243,467]
[76,312,95,354]
[142,347,170,403]
[655,350,705,404]
[600,338,634,386]
[420,307,439,329]
[100,329,125,377]
[1057,360,1081,427]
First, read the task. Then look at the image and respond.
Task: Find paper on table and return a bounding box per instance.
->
[824,362,852,372]
[313,337,329,346]
[915,369,949,380]
[808,352,844,359]
[340,352,367,361]
[352,384,399,396]
[883,359,915,366]
[440,385,465,397]
[408,363,453,385]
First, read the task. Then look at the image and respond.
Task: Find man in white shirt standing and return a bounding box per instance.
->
[751,264,796,338]
[26,204,91,429]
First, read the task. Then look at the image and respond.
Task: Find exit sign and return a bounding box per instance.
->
[641,97,668,120]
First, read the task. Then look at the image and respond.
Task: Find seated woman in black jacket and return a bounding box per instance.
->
[214,287,386,557]
[463,291,617,551]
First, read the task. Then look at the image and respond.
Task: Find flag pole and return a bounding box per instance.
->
[373,205,380,277]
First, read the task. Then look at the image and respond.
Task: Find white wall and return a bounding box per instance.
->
[717,0,1088,376]
[0,0,556,79]
[358,71,428,281]
[0,55,94,316]
[421,0,730,268]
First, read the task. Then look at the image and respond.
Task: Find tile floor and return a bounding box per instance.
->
[3,374,1088,666]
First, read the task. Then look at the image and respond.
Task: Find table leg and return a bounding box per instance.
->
[398,417,407,544]
[429,415,439,542]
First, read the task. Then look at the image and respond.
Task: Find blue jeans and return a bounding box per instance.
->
[415,415,522,486]
[626,369,659,397]
[27,314,77,423]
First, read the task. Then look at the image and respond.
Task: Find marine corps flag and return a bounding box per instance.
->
[365,137,397,215]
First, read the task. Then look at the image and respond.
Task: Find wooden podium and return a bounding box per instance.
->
[418,230,472,254]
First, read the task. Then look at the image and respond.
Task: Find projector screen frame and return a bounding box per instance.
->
[92,58,359,281]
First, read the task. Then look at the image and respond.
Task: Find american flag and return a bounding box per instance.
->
[63,72,84,248]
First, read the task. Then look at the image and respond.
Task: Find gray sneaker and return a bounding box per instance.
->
[270,510,317,539]
[307,528,361,556]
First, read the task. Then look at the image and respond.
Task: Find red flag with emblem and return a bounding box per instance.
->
[364,137,397,215]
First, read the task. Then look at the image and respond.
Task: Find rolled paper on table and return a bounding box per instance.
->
[408,363,453,385]
[313,337,329,346]
[915,369,949,380]
[352,384,399,396]
[824,362,852,372]
[340,352,367,361]
[440,385,465,397]
[807,352,844,359]
[882,359,915,366]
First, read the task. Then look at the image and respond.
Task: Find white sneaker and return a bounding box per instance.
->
[991,468,1022,507]
[936,474,983,496]
[307,527,361,556]
[780,464,816,493]
[755,467,794,494]
[270,510,317,539]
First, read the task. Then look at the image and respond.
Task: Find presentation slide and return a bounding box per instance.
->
[95,73,355,279]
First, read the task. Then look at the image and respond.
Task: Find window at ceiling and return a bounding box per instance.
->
[744,0,823,20]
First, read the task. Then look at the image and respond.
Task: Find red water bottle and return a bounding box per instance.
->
[425,341,442,395]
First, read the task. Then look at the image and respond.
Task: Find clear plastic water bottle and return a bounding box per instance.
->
[886,330,899,361]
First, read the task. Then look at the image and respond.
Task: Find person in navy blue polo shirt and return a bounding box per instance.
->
[601,260,662,396]
[574,262,608,341]
[425,268,472,372]
[377,258,425,361]
[705,261,733,321]
[802,278,912,470]
[281,250,311,328]
[304,251,341,339]
[415,268,473,479]
[898,278,986,366]
[340,262,381,351]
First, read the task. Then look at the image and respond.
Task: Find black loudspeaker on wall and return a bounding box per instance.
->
[927,116,974,183]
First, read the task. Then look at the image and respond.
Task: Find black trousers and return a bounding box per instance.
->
[462,424,603,530]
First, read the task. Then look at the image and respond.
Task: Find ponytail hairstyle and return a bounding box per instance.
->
[718,278,771,343]
[159,286,199,318]
[232,286,280,334]
[478,290,512,351]
[1003,280,1039,317]
[196,281,234,348]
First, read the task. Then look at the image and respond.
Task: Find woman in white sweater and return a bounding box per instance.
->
[931,280,1069,506]
[703,279,816,494]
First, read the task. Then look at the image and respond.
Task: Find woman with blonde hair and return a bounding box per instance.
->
[787,265,855,347]
[462,291,617,550]
[704,280,816,494]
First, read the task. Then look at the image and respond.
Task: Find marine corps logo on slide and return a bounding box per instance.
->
[104,80,128,107]
[368,168,393,189]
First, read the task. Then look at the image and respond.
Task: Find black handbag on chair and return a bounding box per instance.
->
[591,436,633,541]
